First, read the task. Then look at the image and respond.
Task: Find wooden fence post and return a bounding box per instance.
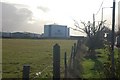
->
[73,43,76,69]
[69,46,74,69]
[73,43,77,58]
[64,52,67,78]
[53,44,60,80]
[23,65,30,80]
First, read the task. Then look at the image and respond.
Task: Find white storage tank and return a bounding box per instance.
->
[44,24,69,38]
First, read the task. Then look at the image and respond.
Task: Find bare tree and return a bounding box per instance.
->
[73,20,107,54]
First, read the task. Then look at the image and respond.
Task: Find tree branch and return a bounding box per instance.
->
[69,27,84,33]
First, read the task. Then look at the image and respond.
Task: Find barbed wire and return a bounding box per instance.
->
[32,64,52,80]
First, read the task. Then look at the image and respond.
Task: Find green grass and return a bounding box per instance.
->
[82,59,95,78]
[2,39,77,78]
[82,47,119,79]
[3,38,119,79]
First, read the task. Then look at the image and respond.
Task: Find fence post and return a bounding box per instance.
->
[53,44,60,80]
[73,43,77,57]
[69,46,74,69]
[23,65,30,80]
[64,52,67,78]
[73,43,76,69]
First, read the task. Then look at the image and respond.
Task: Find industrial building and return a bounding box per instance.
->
[2,32,41,38]
[44,24,70,38]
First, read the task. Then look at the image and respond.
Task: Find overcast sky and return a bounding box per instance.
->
[1,0,120,36]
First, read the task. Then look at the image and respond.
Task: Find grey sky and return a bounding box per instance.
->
[37,6,49,13]
[118,1,120,28]
[1,0,120,35]
[1,2,48,33]
[2,2,32,32]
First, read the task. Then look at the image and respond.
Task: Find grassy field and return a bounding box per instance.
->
[2,39,77,78]
[2,38,119,79]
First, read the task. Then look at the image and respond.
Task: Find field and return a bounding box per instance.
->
[2,38,119,79]
[2,39,77,78]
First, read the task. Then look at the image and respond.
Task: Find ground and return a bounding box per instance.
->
[2,38,119,79]
[2,39,76,78]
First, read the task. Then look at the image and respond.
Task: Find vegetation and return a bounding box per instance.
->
[2,39,76,78]
[102,28,120,79]
[82,46,119,79]
[71,19,120,79]
[74,20,108,52]
[2,37,120,79]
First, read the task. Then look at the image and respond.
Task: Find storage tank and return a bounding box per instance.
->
[44,24,70,38]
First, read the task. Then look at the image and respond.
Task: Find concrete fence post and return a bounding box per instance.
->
[23,65,30,80]
[53,44,60,80]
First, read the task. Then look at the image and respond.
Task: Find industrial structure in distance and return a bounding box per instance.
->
[44,24,70,38]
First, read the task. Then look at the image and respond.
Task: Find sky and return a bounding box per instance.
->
[1,0,120,36]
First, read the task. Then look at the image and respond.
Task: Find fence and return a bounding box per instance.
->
[52,39,82,79]
[67,39,82,78]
